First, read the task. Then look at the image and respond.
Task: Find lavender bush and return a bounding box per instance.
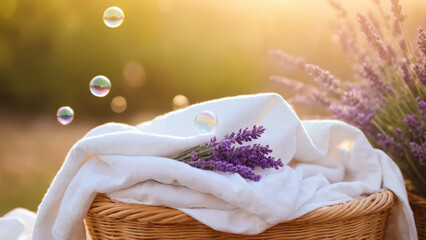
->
[270,0,425,197]
[172,125,284,181]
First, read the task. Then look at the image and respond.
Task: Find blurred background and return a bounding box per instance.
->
[0,0,425,215]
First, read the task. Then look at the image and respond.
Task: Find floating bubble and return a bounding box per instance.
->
[103,6,124,28]
[57,106,74,125]
[194,111,218,134]
[123,61,145,87]
[90,75,111,97]
[172,95,189,110]
[111,96,127,113]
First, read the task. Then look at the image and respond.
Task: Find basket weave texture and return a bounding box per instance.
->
[408,191,426,240]
[85,189,395,240]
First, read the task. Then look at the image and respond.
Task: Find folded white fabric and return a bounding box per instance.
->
[0,208,35,240]
[32,93,417,240]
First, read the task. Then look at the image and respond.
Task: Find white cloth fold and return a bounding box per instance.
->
[31,93,416,240]
[0,208,36,240]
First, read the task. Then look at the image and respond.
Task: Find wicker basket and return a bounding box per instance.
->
[85,189,395,240]
[408,191,426,240]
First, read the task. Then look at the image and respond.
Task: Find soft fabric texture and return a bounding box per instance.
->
[0,208,36,240]
[30,93,416,240]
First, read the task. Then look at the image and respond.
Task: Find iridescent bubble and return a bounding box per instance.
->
[103,6,124,28]
[123,61,145,87]
[111,96,127,113]
[90,75,111,97]
[57,106,74,125]
[194,111,218,134]
[172,95,189,110]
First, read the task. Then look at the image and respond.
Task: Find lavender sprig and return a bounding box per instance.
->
[390,0,406,23]
[417,27,426,57]
[270,1,426,197]
[172,125,284,181]
[304,64,341,96]
[356,13,391,64]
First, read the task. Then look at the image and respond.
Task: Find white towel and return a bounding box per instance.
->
[29,93,416,240]
[0,208,35,240]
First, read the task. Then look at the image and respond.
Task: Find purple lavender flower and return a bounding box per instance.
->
[269,76,313,92]
[417,97,426,119]
[223,125,265,144]
[390,0,406,23]
[356,13,392,64]
[399,38,407,52]
[368,12,383,37]
[361,62,394,97]
[410,142,425,166]
[269,1,426,197]
[174,125,283,181]
[403,114,424,140]
[417,27,426,57]
[376,133,404,159]
[328,102,376,137]
[341,88,362,106]
[392,19,402,37]
[395,127,409,144]
[288,88,330,108]
[268,50,306,71]
[304,64,340,96]
[401,59,414,90]
[334,28,358,55]
[413,63,426,86]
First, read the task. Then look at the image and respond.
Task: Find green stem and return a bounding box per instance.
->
[400,22,417,62]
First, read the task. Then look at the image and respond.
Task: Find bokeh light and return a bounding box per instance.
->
[194,111,218,134]
[89,75,111,97]
[56,106,74,125]
[103,6,124,28]
[123,61,145,87]
[172,94,189,110]
[111,96,127,113]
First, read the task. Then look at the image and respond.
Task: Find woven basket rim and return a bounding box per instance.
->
[87,189,395,225]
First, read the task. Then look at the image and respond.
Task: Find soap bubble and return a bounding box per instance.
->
[172,95,189,110]
[194,111,218,134]
[103,6,124,28]
[57,106,74,125]
[90,75,111,97]
[111,96,127,113]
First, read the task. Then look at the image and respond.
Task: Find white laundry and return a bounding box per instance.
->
[6,93,415,239]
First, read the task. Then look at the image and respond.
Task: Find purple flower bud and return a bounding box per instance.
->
[403,114,424,140]
[409,142,425,166]
[417,97,426,119]
[304,64,340,96]
[181,125,283,181]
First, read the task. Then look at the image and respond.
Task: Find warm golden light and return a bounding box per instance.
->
[111,96,127,113]
[0,0,17,19]
[337,139,355,151]
[123,61,145,88]
[172,94,189,110]
[158,0,174,13]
